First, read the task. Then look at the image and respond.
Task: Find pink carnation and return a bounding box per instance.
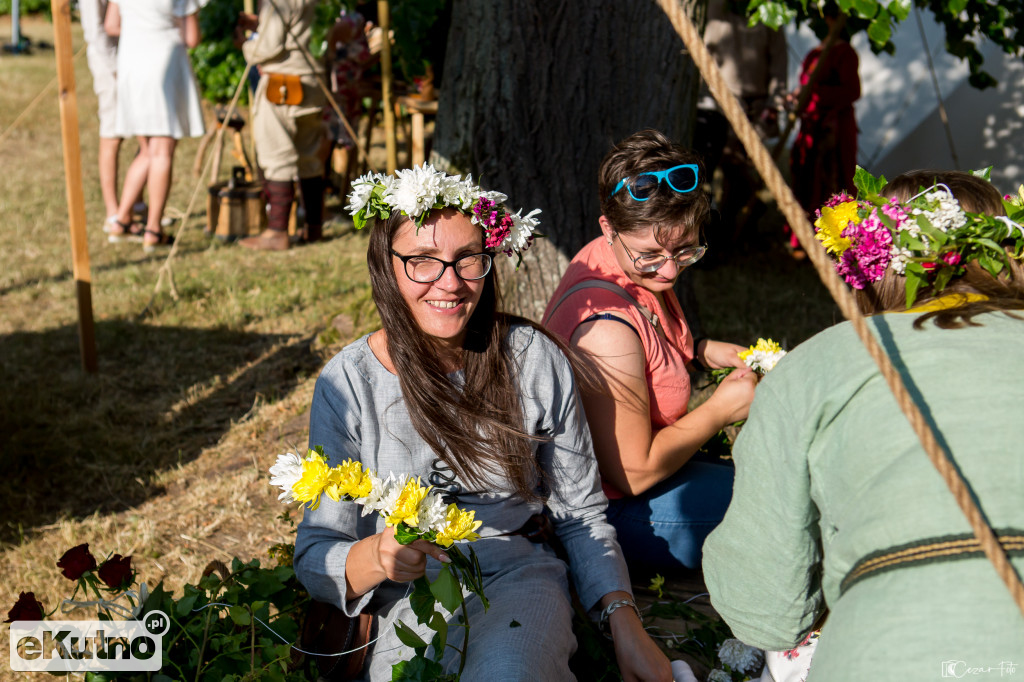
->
[836,208,893,289]
[943,251,962,266]
[471,197,497,226]
[485,214,513,249]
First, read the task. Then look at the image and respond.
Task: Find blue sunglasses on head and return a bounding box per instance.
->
[611,164,700,202]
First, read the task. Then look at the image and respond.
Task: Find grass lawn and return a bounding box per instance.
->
[0,14,842,681]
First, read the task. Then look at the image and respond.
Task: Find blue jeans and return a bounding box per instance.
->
[605,458,734,571]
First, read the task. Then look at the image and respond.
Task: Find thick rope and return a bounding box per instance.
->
[655,0,1024,617]
[0,43,87,148]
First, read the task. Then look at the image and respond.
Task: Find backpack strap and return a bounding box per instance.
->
[544,278,665,341]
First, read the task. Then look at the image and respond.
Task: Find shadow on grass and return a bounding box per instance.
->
[0,319,323,544]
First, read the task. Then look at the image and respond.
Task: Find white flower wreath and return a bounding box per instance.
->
[346,164,542,265]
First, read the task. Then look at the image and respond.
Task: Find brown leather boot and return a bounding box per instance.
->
[240,180,293,251]
[299,176,325,243]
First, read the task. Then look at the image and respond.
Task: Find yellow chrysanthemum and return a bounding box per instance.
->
[385,477,431,528]
[434,504,483,548]
[744,338,783,357]
[291,454,333,510]
[814,201,858,256]
[325,459,373,502]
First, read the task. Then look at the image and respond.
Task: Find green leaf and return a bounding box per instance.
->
[429,564,463,614]
[176,593,198,617]
[427,612,448,654]
[394,619,429,649]
[852,0,879,19]
[867,12,892,45]
[394,523,422,546]
[228,605,251,626]
[948,0,968,13]
[392,656,447,682]
[750,1,797,29]
[410,577,436,625]
[971,166,993,181]
[905,266,926,308]
[887,0,911,22]
[853,166,887,196]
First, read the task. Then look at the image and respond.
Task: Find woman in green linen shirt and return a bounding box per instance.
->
[703,170,1024,680]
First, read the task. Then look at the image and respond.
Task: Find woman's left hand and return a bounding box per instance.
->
[608,605,673,682]
[698,339,747,370]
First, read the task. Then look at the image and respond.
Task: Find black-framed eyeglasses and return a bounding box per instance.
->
[610,164,700,202]
[615,233,706,273]
[391,250,493,283]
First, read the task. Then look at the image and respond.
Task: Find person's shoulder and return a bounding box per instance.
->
[318,333,380,388]
[507,322,571,371]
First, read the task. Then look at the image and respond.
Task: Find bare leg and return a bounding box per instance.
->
[142,136,177,247]
[116,137,150,227]
[98,136,122,218]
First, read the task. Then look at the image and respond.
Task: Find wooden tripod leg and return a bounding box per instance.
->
[208,124,226,185]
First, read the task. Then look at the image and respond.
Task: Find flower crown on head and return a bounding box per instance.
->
[814,167,1024,308]
[345,164,542,266]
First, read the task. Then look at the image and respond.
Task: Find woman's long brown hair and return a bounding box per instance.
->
[366,210,551,500]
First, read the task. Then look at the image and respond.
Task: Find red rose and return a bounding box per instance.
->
[943,252,962,266]
[922,262,937,272]
[57,543,97,580]
[97,554,133,590]
[4,591,44,623]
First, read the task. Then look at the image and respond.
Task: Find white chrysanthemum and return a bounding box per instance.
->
[438,174,479,210]
[385,164,447,218]
[499,208,542,252]
[372,473,411,516]
[417,490,449,533]
[889,245,913,275]
[717,638,763,674]
[707,670,732,682]
[360,471,401,516]
[347,172,383,216]
[268,452,304,503]
[742,349,786,374]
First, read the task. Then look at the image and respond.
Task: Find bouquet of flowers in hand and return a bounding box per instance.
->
[737,338,786,375]
[270,447,488,681]
[712,338,787,383]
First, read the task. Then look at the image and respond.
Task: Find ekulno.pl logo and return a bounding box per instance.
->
[9,610,169,673]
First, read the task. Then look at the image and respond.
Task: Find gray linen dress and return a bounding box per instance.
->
[294,325,632,681]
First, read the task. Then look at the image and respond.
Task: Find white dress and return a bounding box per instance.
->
[111,0,205,138]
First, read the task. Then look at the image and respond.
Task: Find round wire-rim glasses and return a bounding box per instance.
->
[614,233,707,273]
[390,250,494,283]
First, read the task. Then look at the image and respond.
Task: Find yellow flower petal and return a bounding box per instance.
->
[435,504,482,547]
[814,201,858,256]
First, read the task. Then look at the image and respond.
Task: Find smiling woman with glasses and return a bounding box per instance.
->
[542,129,758,574]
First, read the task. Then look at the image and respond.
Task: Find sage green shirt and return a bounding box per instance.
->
[704,311,1024,680]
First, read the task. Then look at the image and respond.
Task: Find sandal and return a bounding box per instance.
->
[107,220,144,243]
[142,229,174,253]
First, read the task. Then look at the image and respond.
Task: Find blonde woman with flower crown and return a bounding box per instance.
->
[703,170,1024,681]
[293,166,673,681]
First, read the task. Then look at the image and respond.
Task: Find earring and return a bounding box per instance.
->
[606,237,613,245]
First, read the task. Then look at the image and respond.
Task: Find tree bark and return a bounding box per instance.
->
[432,0,707,320]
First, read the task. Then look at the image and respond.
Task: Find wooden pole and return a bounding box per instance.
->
[51,0,98,373]
[378,0,397,173]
